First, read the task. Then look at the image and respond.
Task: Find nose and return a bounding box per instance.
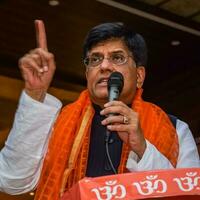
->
[99,57,114,71]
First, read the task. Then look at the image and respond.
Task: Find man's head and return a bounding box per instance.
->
[83,22,147,107]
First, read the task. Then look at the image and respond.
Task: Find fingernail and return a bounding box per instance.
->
[101,120,105,125]
[39,68,44,73]
[43,66,48,71]
[104,103,109,107]
[100,110,104,115]
[107,125,112,129]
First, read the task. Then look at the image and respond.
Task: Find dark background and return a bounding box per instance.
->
[0,0,200,199]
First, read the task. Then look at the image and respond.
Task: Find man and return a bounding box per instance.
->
[0,20,199,198]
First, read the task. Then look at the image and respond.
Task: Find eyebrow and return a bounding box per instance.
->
[89,50,126,56]
[111,50,126,54]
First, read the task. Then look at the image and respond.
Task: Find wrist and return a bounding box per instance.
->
[137,140,147,159]
[131,140,147,159]
[25,89,46,102]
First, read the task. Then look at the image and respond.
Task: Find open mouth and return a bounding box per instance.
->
[97,77,109,85]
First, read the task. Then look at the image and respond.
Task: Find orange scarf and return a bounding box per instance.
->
[34,89,179,200]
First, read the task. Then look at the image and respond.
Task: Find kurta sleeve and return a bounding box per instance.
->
[0,91,62,194]
[127,119,200,171]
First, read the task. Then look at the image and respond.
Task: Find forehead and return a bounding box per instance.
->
[89,38,130,55]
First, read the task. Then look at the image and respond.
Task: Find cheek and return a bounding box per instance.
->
[124,77,136,92]
[122,69,137,91]
[86,71,96,91]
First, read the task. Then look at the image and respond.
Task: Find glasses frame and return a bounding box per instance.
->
[83,53,133,68]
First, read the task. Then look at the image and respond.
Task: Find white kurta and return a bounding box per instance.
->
[0,91,199,194]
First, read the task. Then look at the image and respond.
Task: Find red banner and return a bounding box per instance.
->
[62,168,200,200]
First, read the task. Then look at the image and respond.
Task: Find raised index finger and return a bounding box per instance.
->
[35,20,48,51]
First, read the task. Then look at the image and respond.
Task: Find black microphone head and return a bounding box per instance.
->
[107,71,124,94]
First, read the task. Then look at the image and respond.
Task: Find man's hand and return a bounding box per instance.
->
[101,101,146,159]
[19,20,56,102]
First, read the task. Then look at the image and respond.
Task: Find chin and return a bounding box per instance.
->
[89,87,108,103]
[91,94,108,106]
[95,88,108,97]
[96,94,108,101]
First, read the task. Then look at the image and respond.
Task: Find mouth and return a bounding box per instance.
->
[97,77,109,86]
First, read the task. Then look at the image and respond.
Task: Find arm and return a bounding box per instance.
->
[176,119,200,167]
[126,140,174,171]
[0,91,62,194]
[0,20,58,194]
[126,119,200,171]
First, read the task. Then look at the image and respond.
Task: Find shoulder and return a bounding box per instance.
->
[167,115,191,136]
[175,118,195,142]
[60,102,76,113]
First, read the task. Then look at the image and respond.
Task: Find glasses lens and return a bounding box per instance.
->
[84,54,103,67]
[90,55,103,67]
[111,53,126,65]
[84,53,129,67]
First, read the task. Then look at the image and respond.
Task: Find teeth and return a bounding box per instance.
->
[97,77,109,84]
[98,78,108,83]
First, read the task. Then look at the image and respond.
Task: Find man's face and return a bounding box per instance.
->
[85,38,145,107]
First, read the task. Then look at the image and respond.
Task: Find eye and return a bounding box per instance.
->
[90,56,100,63]
[90,55,103,66]
[111,54,126,64]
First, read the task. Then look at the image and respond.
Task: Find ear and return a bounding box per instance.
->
[136,66,145,88]
[85,68,89,80]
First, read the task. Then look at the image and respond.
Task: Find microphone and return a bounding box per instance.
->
[105,72,124,143]
[107,71,124,102]
[104,72,124,174]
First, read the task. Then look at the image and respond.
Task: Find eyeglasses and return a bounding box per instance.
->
[83,53,132,68]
